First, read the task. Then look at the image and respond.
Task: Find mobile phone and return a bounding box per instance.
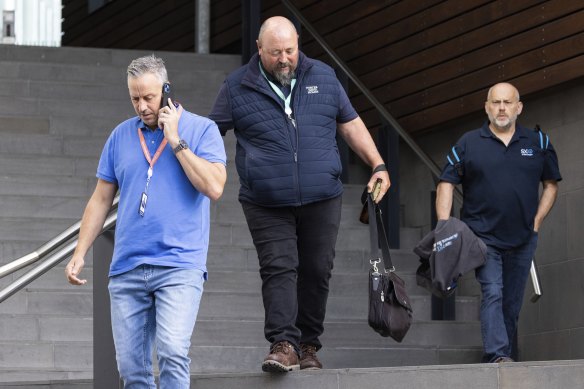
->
[160,82,174,108]
[371,178,382,201]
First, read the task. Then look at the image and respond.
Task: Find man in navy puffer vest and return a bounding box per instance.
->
[210,16,390,372]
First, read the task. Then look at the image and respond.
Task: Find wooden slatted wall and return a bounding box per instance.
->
[62,0,584,134]
[62,0,196,52]
[292,0,584,133]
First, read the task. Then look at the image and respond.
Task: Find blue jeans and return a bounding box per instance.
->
[109,265,205,388]
[476,232,538,362]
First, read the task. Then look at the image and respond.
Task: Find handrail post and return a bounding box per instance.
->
[241,0,261,65]
[93,229,122,388]
[380,117,400,249]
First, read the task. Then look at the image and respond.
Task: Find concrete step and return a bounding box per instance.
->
[206,245,421,273]
[186,360,584,388]
[0,45,240,74]
[0,195,88,219]
[0,314,92,343]
[0,114,50,134]
[197,291,478,322]
[9,272,477,321]
[1,360,583,388]
[0,154,97,178]
[0,72,231,102]
[0,340,91,370]
[47,114,129,136]
[0,133,107,157]
[208,220,421,253]
[0,217,80,242]
[0,370,91,386]
[0,92,216,120]
[0,175,95,198]
[186,345,483,375]
[0,95,135,119]
[190,319,481,348]
[210,200,372,228]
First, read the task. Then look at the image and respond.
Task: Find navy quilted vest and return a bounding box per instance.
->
[226,53,344,206]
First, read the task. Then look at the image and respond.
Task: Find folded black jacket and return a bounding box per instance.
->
[414,217,487,298]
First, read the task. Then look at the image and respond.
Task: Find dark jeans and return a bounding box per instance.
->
[475,231,538,362]
[241,196,342,351]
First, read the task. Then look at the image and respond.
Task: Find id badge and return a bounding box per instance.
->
[139,192,148,216]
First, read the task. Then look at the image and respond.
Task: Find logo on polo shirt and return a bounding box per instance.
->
[521,148,534,157]
[305,85,319,94]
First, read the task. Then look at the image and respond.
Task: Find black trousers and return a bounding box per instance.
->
[241,196,342,351]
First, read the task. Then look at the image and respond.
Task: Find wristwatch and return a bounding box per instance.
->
[173,139,189,154]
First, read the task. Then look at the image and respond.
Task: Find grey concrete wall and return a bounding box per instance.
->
[399,77,584,361]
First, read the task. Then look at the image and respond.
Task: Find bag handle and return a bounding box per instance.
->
[367,193,395,272]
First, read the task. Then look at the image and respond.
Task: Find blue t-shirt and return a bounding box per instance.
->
[97,109,226,276]
[439,122,562,250]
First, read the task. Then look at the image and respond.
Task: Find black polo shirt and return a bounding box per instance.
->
[439,122,562,250]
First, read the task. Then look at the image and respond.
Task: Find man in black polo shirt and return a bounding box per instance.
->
[436,82,561,363]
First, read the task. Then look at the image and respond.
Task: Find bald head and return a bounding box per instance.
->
[256,16,299,86]
[487,83,520,102]
[258,16,298,45]
[485,82,523,132]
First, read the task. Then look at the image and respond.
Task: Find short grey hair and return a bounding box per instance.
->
[127,54,168,83]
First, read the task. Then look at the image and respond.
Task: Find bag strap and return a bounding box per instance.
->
[367,195,395,272]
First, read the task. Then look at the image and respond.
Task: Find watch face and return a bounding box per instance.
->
[174,140,188,153]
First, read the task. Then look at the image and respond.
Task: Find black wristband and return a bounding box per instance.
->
[372,164,387,173]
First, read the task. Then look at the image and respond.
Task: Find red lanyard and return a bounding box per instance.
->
[138,128,168,169]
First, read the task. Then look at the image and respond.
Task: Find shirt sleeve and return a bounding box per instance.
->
[96,131,118,185]
[439,140,465,185]
[192,119,227,166]
[336,80,358,123]
[208,82,234,136]
[542,141,562,182]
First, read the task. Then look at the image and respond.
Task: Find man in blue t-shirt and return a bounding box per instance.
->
[65,55,226,387]
[209,16,390,373]
[436,82,561,364]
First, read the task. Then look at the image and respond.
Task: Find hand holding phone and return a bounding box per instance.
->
[160,82,174,109]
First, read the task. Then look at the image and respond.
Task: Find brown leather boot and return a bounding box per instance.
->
[299,344,322,370]
[261,341,300,372]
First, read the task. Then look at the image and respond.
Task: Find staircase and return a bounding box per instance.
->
[0,44,492,386]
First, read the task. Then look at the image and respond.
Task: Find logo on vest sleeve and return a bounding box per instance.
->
[521,148,534,157]
[305,85,319,94]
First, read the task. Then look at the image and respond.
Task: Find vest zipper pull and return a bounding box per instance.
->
[287,114,296,128]
[294,152,297,162]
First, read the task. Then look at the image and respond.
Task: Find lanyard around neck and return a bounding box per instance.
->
[259,61,296,116]
[138,128,168,169]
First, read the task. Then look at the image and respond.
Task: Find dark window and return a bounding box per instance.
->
[3,10,14,38]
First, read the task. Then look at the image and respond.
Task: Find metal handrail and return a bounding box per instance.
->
[0,194,119,303]
[0,195,119,280]
[282,0,463,204]
[0,212,117,304]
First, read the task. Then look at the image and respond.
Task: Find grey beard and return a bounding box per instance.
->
[274,69,296,86]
